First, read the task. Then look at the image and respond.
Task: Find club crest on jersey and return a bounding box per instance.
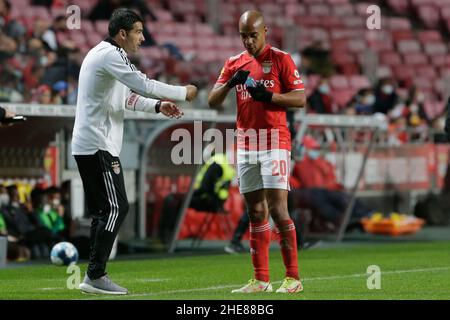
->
[111,161,121,175]
[262,61,272,74]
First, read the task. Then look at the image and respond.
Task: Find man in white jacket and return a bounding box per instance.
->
[73,8,197,295]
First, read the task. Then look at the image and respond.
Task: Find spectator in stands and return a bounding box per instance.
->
[289,136,373,232]
[0,0,26,42]
[308,78,338,114]
[405,86,430,127]
[387,110,409,145]
[301,41,334,77]
[444,97,450,143]
[373,78,399,115]
[0,105,15,127]
[42,16,67,52]
[0,71,23,103]
[2,185,49,259]
[352,88,376,115]
[51,80,68,104]
[31,84,53,104]
[35,187,65,241]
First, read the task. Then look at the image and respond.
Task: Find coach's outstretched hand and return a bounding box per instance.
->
[226,70,250,88]
[185,85,198,101]
[445,97,450,142]
[160,101,184,119]
[247,83,273,103]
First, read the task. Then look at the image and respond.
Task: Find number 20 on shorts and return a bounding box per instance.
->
[271,160,287,176]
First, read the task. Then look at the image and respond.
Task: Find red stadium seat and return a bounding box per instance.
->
[424,42,448,55]
[392,30,414,41]
[417,66,437,79]
[95,20,109,37]
[397,40,421,54]
[342,17,364,28]
[333,89,356,108]
[349,75,371,90]
[393,66,414,81]
[329,75,349,89]
[309,28,329,42]
[387,0,409,14]
[193,23,215,36]
[154,9,174,22]
[418,30,442,43]
[332,3,354,16]
[285,3,306,18]
[430,55,450,67]
[331,52,355,65]
[439,67,450,78]
[339,63,360,75]
[403,53,428,66]
[308,4,331,16]
[347,40,366,53]
[173,23,194,37]
[81,20,94,33]
[417,5,440,29]
[388,17,412,30]
[441,6,450,19]
[377,65,393,78]
[380,51,402,65]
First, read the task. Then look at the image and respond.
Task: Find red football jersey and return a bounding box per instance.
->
[216,44,305,151]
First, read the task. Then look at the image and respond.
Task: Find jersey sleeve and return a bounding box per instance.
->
[215,59,233,85]
[280,54,305,92]
[103,50,187,101]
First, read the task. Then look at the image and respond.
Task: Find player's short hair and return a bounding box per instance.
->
[108,8,144,37]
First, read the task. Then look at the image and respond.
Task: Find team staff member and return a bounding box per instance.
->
[73,8,197,295]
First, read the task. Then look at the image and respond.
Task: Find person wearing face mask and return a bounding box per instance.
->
[308,78,338,114]
[373,78,399,114]
[34,187,65,241]
[354,88,375,115]
[0,184,9,207]
[406,86,430,128]
[1,185,50,260]
[289,136,374,232]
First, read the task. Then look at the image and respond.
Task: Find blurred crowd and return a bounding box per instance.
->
[0,181,74,261]
[1,0,447,141]
[0,0,81,104]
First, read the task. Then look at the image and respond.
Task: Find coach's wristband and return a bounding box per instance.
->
[155,100,161,113]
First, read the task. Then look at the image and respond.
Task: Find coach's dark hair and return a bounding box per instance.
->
[108,8,144,37]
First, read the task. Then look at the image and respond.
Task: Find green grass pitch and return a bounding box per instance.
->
[1,241,450,300]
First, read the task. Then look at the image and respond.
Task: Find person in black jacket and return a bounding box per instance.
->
[0,105,15,125]
[444,97,450,142]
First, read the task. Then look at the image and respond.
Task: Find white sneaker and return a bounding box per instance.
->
[275,277,303,293]
[79,274,128,295]
[231,279,273,293]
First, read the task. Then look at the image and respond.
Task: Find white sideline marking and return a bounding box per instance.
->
[38,287,65,291]
[85,266,450,299]
[134,278,171,283]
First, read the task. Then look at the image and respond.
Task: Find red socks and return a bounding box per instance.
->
[249,219,299,282]
[249,221,271,282]
[276,219,299,280]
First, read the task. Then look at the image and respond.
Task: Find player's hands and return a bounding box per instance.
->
[226,70,250,88]
[160,101,184,119]
[185,85,198,101]
[247,83,273,103]
[445,97,450,142]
